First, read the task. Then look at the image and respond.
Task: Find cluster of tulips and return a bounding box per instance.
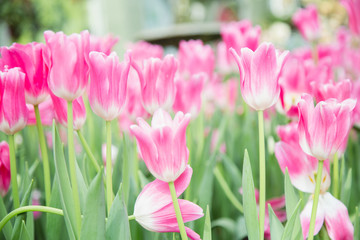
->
[1,0,360,239]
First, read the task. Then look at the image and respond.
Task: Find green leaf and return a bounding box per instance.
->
[211,218,235,234]
[353,207,359,239]
[340,168,352,207]
[242,149,259,240]
[18,221,31,240]
[268,204,284,239]
[25,211,34,240]
[235,216,247,239]
[80,170,106,240]
[106,185,131,240]
[75,159,88,214]
[203,205,211,240]
[52,123,77,239]
[281,200,302,240]
[0,195,12,240]
[221,154,242,190]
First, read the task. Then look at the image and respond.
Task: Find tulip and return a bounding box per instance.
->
[311,79,352,103]
[26,99,54,126]
[0,67,28,135]
[133,55,178,114]
[44,30,90,101]
[88,51,131,121]
[297,94,356,160]
[292,5,320,41]
[133,166,203,240]
[128,40,163,63]
[89,34,118,55]
[230,42,288,111]
[1,42,49,105]
[130,108,191,182]
[0,141,10,196]
[341,0,360,35]
[50,93,86,131]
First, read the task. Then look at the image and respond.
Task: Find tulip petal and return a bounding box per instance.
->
[300,198,325,239]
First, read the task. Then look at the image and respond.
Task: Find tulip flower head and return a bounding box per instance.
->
[130,109,191,182]
[0,141,10,196]
[297,94,356,160]
[89,34,118,55]
[0,67,29,135]
[88,51,131,121]
[341,0,360,35]
[134,166,203,240]
[292,5,320,41]
[44,30,90,101]
[230,42,288,111]
[1,42,49,105]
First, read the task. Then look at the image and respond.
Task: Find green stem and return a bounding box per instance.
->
[128,215,135,221]
[308,160,324,240]
[168,181,188,240]
[77,130,100,172]
[213,165,243,213]
[8,135,19,209]
[333,153,339,198]
[34,105,51,206]
[122,135,130,205]
[67,101,82,233]
[258,110,265,240]
[0,205,63,231]
[106,121,113,215]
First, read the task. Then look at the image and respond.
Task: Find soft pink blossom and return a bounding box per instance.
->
[130,109,191,182]
[341,0,360,35]
[88,51,131,121]
[31,190,42,219]
[128,41,163,64]
[1,42,49,105]
[44,30,90,101]
[311,79,352,103]
[230,42,288,111]
[0,141,10,196]
[0,67,28,135]
[89,34,118,55]
[26,99,54,126]
[134,166,203,239]
[297,94,356,160]
[292,5,320,41]
[101,143,119,166]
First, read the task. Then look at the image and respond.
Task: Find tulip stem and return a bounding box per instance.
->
[77,130,100,172]
[106,121,113,215]
[8,134,19,209]
[333,153,339,198]
[34,105,51,206]
[67,101,82,233]
[308,160,324,240]
[0,205,63,232]
[258,110,266,240]
[168,181,188,240]
[128,215,135,221]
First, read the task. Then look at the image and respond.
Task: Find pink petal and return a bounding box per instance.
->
[300,198,325,239]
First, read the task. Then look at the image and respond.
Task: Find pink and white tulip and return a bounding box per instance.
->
[230,42,288,111]
[26,99,54,126]
[50,93,86,131]
[341,0,360,35]
[0,67,28,135]
[1,42,49,105]
[292,5,320,41]
[0,141,10,196]
[128,41,164,63]
[134,166,203,240]
[297,94,356,160]
[44,30,90,101]
[130,109,191,182]
[311,79,352,103]
[89,34,118,55]
[88,51,131,121]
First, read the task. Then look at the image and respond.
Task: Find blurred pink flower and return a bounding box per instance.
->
[89,34,118,55]
[130,109,191,182]
[44,30,90,101]
[292,5,320,41]
[1,42,49,105]
[101,143,119,167]
[341,0,360,35]
[0,67,28,135]
[216,41,237,74]
[230,42,288,111]
[134,166,203,240]
[297,94,356,160]
[128,41,163,64]
[311,79,352,103]
[32,190,42,219]
[88,51,131,121]
[26,99,54,126]
[0,141,10,196]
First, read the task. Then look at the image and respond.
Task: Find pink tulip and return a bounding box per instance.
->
[173,73,205,117]
[50,93,86,131]
[88,51,131,121]
[130,109,191,182]
[89,34,118,55]
[292,5,320,41]
[297,94,356,160]
[0,141,10,196]
[216,41,237,74]
[275,140,353,239]
[31,190,42,219]
[101,143,119,166]
[0,67,28,135]
[26,99,54,126]
[341,0,360,35]
[134,166,203,240]
[128,41,163,63]
[230,42,288,111]
[133,55,178,114]
[178,40,215,79]
[311,79,352,103]
[1,42,49,105]
[44,30,90,101]
[277,122,300,147]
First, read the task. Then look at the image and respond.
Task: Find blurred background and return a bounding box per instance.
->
[0,0,348,52]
